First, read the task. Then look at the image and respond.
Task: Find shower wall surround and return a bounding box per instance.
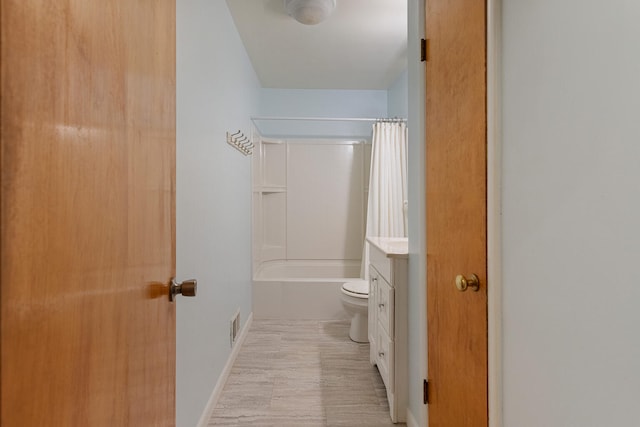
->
[252,136,371,272]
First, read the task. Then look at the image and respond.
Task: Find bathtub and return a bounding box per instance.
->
[252,260,361,320]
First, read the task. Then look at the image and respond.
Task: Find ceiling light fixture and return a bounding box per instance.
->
[284,0,336,25]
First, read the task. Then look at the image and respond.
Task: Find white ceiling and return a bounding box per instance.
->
[225,0,408,90]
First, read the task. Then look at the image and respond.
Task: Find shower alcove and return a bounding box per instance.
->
[251,134,371,320]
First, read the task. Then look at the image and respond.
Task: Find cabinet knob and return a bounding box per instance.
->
[378,303,385,308]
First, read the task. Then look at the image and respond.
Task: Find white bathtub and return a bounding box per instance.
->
[252,260,361,320]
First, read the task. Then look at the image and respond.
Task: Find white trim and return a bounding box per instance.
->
[487,0,503,426]
[195,312,254,427]
[406,408,420,427]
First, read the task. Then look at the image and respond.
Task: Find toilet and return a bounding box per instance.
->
[340,280,369,343]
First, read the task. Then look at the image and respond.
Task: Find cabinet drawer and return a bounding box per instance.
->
[376,275,394,337]
[370,244,391,283]
[376,327,395,392]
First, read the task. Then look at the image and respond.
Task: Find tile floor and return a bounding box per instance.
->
[207,320,406,427]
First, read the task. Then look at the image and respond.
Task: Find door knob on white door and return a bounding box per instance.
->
[170,278,197,301]
[455,274,480,292]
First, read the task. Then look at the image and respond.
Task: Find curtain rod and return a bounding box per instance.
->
[250,116,406,123]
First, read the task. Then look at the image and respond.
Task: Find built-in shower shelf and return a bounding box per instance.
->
[262,244,285,250]
[257,186,286,194]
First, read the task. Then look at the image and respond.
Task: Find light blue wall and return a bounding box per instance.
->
[256,89,388,138]
[387,69,409,118]
[406,0,426,425]
[176,1,260,426]
[502,1,640,426]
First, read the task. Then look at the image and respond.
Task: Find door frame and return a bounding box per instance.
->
[487,0,502,426]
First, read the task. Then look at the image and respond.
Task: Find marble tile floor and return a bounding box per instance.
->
[207,320,407,427]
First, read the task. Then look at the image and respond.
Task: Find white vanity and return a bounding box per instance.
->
[367,237,408,423]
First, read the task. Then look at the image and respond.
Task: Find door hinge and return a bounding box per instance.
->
[421,38,429,62]
[423,379,429,404]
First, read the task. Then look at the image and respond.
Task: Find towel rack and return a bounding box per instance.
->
[226,130,254,156]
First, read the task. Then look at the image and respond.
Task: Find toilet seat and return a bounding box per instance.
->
[341,280,369,299]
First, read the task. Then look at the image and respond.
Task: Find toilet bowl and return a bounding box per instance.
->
[340,280,369,343]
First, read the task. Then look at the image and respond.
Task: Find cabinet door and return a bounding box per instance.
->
[376,275,395,337]
[368,266,379,364]
[376,325,394,393]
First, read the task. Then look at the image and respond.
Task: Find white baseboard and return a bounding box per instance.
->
[195,312,254,427]
[406,408,420,427]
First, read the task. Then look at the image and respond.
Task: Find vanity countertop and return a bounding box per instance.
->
[367,237,409,259]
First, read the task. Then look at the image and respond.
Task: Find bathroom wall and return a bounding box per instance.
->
[406,0,427,425]
[502,1,640,425]
[176,1,260,426]
[286,141,366,260]
[253,138,367,266]
[257,89,388,138]
[387,69,409,118]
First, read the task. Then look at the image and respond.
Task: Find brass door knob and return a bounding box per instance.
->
[455,274,480,292]
[170,278,198,301]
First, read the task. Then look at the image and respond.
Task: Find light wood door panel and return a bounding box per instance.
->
[1,1,176,425]
[425,0,488,425]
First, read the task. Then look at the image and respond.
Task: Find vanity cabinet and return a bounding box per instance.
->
[367,237,408,423]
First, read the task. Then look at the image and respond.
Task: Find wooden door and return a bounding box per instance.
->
[425,0,488,425]
[1,1,176,425]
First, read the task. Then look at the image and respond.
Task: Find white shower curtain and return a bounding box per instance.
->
[361,121,408,279]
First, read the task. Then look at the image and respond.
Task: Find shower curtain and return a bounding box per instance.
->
[361,120,408,279]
